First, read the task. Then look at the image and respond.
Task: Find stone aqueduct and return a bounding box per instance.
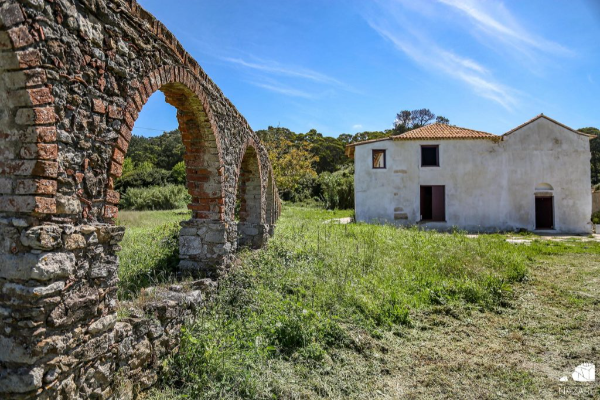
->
[0,0,280,397]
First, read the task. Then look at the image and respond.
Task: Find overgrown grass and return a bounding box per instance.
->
[117,208,190,299]
[116,205,600,399]
[139,205,541,399]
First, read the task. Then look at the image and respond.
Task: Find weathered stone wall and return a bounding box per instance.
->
[0,0,281,398]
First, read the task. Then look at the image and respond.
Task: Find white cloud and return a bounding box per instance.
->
[437,0,573,60]
[362,0,573,109]
[249,82,315,99]
[368,19,518,110]
[223,56,344,86]
[221,55,357,98]
[352,124,363,130]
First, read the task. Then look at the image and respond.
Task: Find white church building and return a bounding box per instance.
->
[346,115,594,233]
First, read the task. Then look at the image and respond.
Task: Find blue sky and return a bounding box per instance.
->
[134,0,600,138]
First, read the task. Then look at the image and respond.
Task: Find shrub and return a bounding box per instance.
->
[280,174,317,202]
[116,168,171,191]
[170,161,186,184]
[592,211,600,224]
[120,184,190,211]
[318,165,354,209]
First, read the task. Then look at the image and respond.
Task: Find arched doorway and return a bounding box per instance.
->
[535,183,554,230]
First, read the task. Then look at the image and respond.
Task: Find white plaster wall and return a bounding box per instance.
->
[354,118,592,233]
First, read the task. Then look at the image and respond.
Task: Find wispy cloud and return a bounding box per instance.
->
[352,124,363,130]
[438,0,573,58]
[220,55,358,98]
[361,0,574,109]
[249,81,315,99]
[367,17,518,110]
[223,56,343,86]
[438,0,573,56]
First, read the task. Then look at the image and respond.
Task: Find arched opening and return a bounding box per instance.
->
[534,183,554,230]
[236,144,263,248]
[117,91,184,209]
[110,69,227,277]
[162,83,224,221]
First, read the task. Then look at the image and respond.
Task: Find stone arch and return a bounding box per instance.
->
[236,141,262,223]
[108,67,225,222]
[0,1,279,398]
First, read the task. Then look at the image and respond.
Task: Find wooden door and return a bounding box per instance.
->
[535,197,553,229]
[420,186,445,221]
[432,186,445,222]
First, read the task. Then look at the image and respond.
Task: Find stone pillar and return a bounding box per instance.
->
[237,222,269,249]
[0,220,124,399]
[178,220,235,277]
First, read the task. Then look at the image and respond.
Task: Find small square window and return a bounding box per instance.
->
[421,145,439,167]
[372,149,386,169]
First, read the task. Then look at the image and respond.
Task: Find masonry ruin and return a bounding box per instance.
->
[0,0,280,397]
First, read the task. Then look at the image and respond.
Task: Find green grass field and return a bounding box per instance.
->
[117,205,600,399]
[116,208,190,298]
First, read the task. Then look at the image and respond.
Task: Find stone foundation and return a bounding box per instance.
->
[237,222,270,249]
[178,219,236,278]
[0,214,219,399]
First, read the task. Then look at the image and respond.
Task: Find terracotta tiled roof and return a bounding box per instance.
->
[392,123,497,141]
[344,123,498,158]
[344,114,594,159]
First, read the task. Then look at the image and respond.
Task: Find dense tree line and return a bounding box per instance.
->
[119,111,599,210]
[126,129,185,171]
[117,130,186,192]
[579,127,600,186]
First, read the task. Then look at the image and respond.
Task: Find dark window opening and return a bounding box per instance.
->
[535,196,554,229]
[372,149,386,169]
[421,145,439,167]
[420,185,445,221]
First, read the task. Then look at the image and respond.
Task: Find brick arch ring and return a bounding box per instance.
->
[234,138,269,248]
[109,66,226,223]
